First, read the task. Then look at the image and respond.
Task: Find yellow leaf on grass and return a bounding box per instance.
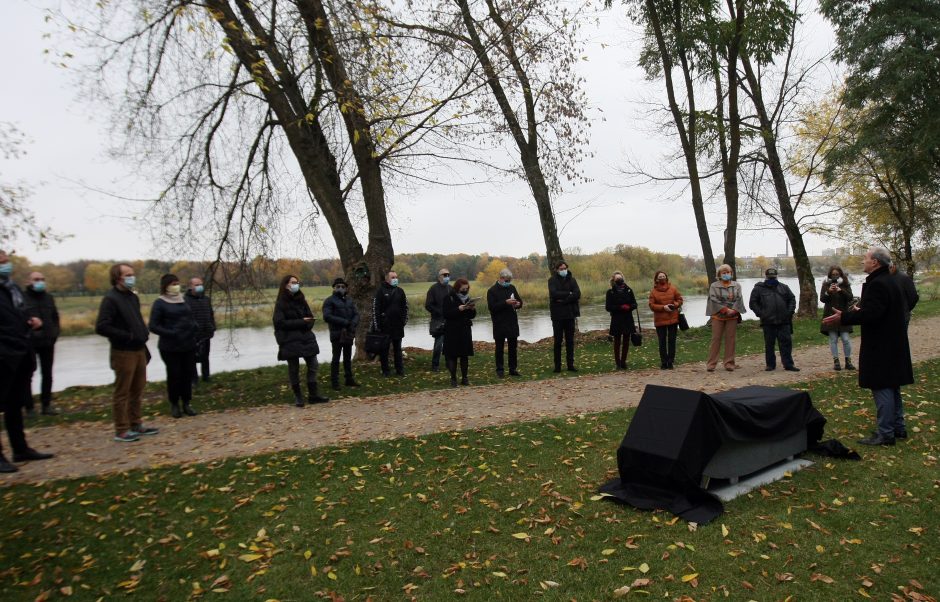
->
[491,571,508,578]
[602,549,616,556]
[857,588,871,598]
[682,573,699,582]
[511,532,530,540]
[639,562,650,573]
[304,550,312,560]
[721,524,729,537]
[239,554,263,562]
[129,560,146,572]
[327,571,337,580]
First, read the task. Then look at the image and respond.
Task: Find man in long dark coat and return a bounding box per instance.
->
[823,247,914,446]
[487,268,523,377]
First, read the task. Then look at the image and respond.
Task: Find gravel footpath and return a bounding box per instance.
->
[4,316,939,485]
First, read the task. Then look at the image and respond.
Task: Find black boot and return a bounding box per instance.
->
[331,380,341,391]
[833,357,842,371]
[170,402,183,418]
[345,376,359,387]
[291,383,304,407]
[0,454,17,473]
[844,357,856,371]
[182,402,198,416]
[41,401,60,416]
[308,382,329,404]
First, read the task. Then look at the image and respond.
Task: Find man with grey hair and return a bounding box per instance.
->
[487,268,523,377]
[424,268,451,372]
[823,246,913,446]
[23,271,61,415]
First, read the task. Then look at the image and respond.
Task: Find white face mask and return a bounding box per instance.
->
[167,284,181,295]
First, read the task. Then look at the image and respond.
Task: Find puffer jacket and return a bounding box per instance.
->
[749,280,796,325]
[273,292,320,360]
[548,272,581,320]
[648,283,683,327]
[322,292,360,343]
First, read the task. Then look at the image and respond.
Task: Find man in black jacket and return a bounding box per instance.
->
[372,270,408,376]
[749,268,799,372]
[889,263,919,328]
[95,263,157,443]
[548,260,581,372]
[487,269,523,377]
[823,247,913,446]
[185,277,216,384]
[0,250,54,472]
[23,271,60,416]
[424,268,451,372]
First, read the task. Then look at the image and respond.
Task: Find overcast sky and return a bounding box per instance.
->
[2,0,839,265]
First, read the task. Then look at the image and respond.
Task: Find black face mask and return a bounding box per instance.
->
[460,289,469,295]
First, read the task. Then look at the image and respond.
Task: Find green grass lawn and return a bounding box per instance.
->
[27,307,893,428]
[3,360,938,600]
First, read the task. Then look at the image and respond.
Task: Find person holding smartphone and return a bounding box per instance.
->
[442,277,476,386]
[648,270,683,369]
[274,274,328,407]
[820,266,855,371]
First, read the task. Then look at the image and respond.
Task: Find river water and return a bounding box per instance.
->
[37,276,830,393]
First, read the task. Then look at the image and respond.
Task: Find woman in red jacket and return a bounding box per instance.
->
[648,271,683,369]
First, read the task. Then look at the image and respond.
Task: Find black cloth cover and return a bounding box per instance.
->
[600,384,826,524]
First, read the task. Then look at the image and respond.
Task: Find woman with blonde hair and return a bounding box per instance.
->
[704,264,746,371]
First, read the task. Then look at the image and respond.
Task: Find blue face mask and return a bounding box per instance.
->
[194,285,205,294]
[558,269,568,278]
[33,281,47,292]
[123,276,136,289]
[500,280,511,288]
[390,278,399,287]
[441,276,450,285]
[289,283,300,294]
[0,263,12,277]
[720,273,732,282]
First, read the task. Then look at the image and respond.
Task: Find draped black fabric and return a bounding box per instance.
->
[600,385,826,524]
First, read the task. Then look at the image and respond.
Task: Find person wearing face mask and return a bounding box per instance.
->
[322,277,360,390]
[704,264,746,372]
[149,274,199,418]
[749,268,799,372]
[605,271,637,370]
[442,277,476,386]
[819,266,855,371]
[23,271,61,416]
[372,270,409,377]
[0,250,54,472]
[648,270,683,370]
[184,277,216,385]
[548,260,581,372]
[274,274,328,406]
[424,268,451,372]
[487,268,523,377]
[96,263,158,442]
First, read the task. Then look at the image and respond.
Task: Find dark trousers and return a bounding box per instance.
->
[0,356,31,455]
[762,323,794,369]
[330,341,354,384]
[192,339,211,381]
[431,334,444,368]
[613,334,628,366]
[494,336,518,373]
[655,324,678,367]
[552,319,576,369]
[160,349,195,406]
[446,355,469,380]
[380,337,404,375]
[287,355,319,394]
[25,345,55,409]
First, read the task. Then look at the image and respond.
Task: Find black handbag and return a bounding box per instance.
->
[630,308,643,347]
[678,312,689,331]
[364,331,389,356]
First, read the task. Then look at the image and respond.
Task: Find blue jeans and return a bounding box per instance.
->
[431,334,444,368]
[828,331,851,358]
[872,387,906,438]
[762,323,794,369]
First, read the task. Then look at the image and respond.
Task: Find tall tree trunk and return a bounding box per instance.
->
[645,0,717,281]
[740,55,817,317]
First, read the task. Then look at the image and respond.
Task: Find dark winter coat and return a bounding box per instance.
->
[372,282,408,338]
[149,298,198,353]
[442,292,476,357]
[819,280,853,334]
[605,283,637,336]
[184,290,216,341]
[0,281,30,371]
[749,280,796,326]
[23,286,60,348]
[273,292,320,360]
[892,271,919,322]
[95,287,149,351]
[487,281,523,339]
[840,266,914,390]
[548,272,581,321]
[425,281,451,336]
[322,292,360,343]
